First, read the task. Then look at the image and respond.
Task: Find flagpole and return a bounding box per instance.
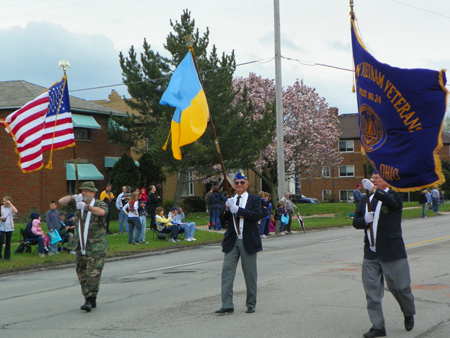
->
[187,43,241,236]
[362,155,374,247]
[351,1,374,248]
[58,60,85,253]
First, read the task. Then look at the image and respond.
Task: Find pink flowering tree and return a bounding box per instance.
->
[194,73,342,201]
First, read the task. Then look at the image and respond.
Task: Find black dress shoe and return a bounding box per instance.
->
[363,327,386,338]
[80,298,92,312]
[404,315,414,331]
[246,307,255,313]
[215,308,234,314]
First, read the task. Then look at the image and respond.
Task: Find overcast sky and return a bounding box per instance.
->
[1,0,449,114]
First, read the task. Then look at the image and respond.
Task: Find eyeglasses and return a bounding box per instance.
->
[234,180,247,185]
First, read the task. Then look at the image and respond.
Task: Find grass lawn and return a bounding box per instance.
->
[0,218,223,274]
[2,201,448,274]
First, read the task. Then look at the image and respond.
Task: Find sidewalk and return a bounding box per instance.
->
[196,225,226,234]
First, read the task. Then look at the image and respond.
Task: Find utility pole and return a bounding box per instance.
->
[274,0,285,200]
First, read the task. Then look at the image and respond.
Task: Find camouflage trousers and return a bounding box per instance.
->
[76,253,106,299]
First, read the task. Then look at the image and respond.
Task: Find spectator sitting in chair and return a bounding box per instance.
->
[155,207,179,243]
[31,217,51,254]
[168,207,196,242]
[24,213,47,257]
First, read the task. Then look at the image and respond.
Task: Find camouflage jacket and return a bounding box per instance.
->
[73,198,109,255]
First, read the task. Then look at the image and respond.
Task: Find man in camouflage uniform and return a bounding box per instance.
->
[59,181,108,312]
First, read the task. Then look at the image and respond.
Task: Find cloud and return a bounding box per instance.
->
[0,21,126,101]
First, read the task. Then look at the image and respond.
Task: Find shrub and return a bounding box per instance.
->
[163,199,174,214]
[323,194,336,203]
[183,197,206,214]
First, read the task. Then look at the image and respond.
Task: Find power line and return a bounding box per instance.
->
[70,54,450,93]
[282,56,354,72]
[0,0,57,8]
[70,57,275,93]
[388,0,450,19]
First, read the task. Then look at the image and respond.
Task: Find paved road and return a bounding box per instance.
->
[1,215,450,338]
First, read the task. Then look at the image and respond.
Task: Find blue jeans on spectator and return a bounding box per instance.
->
[211,209,222,230]
[138,215,147,242]
[119,209,129,233]
[179,222,196,239]
[432,197,439,212]
[26,236,44,254]
[127,217,141,244]
[259,218,267,236]
[422,203,426,218]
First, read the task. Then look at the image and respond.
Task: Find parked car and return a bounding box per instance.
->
[291,194,320,204]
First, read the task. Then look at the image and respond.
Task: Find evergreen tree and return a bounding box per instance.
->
[109,154,140,196]
[138,152,166,193]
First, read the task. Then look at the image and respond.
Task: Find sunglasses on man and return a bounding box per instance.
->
[234,180,247,185]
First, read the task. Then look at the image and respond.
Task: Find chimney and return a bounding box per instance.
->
[108,89,120,101]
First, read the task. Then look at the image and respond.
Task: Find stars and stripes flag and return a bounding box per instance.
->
[1,76,75,173]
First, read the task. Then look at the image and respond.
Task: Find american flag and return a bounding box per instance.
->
[1,77,75,172]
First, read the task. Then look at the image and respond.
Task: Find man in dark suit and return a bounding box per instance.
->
[215,172,262,315]
[353,173,415,338]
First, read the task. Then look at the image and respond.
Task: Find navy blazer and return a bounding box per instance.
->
[353,188,406,262]
[220,193,262,255]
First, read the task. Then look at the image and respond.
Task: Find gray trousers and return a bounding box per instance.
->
[362,257,416,329]
[221,239,258,309]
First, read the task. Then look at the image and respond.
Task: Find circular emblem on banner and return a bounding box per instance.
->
[359,104,386,152]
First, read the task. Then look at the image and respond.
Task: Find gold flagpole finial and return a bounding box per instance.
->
[184,35,195,54]
[58,59,71,76]
[350,0,355,19]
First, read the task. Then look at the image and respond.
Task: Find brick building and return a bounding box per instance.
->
[0,81,129,216]
[300,113,450,202]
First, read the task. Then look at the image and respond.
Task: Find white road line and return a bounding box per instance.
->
[323,237,353,243]
[139,260,209,274]
[417,224,435,228]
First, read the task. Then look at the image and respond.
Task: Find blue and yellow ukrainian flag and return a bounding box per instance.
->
[160,51,209,160]
[351,18,448,191]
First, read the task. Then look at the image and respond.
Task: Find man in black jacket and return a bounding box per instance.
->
[353,173,415,338]
[215,172,262,315]
[147,185,161,230]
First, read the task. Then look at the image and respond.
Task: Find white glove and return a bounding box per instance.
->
[362,179,374,191]
[225,198,235,208]
[74,194,83,202]
[76,202,85,210]
[364,211,374,224]
[229,205,239,214]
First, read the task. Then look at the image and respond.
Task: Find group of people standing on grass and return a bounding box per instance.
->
[419,186,445,218]
[0,197,78,261]
[113,184,161,244]
[206,185,298,237]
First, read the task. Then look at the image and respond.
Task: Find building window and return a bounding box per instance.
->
[322,190,331,201]
[322,166,330,178]
[340,190,354,202]
[339,165,354,177]
[74,128,90,140]
[339,140,354,152]
[67,181,76,195]
[180,171,194,197]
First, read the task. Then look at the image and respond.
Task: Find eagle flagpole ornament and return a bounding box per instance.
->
[58,59,71,76]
